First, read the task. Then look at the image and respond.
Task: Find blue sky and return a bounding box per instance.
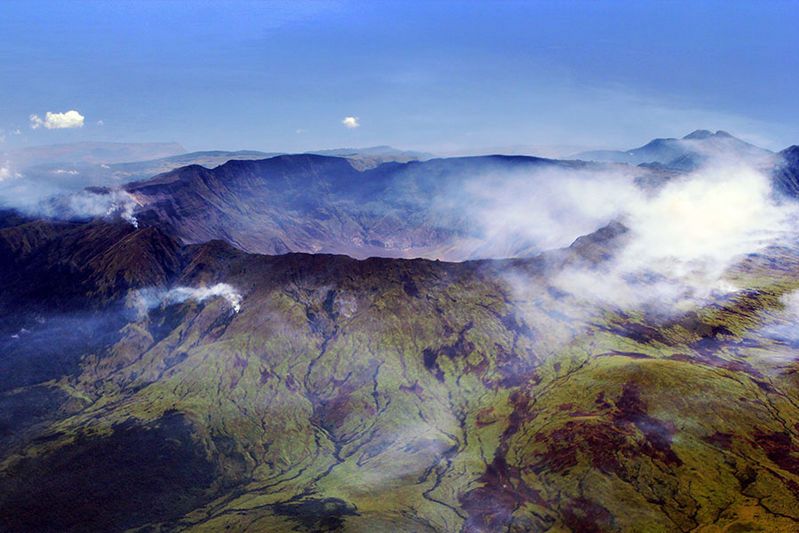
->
[1,0,798,154]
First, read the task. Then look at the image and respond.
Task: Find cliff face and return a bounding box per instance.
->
[125,154,599,260]
[774,145,799,197]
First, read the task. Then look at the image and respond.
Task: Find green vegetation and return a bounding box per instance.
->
[2,222,799,532]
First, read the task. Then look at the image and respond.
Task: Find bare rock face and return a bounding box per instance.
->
[774,145,799,196]
[125,153,593,261]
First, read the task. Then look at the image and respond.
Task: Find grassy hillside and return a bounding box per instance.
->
[1,220,799,531]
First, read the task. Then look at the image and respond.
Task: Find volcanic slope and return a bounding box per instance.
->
[2,217,799,532]
[124,154,633,260]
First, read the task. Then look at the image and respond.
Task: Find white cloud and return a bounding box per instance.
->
[96,119,104,126]
[34,189,140,228]
[163,284,242,312]
[450,166,638,255]
[437,153,798,315]
[754,290,799,362]
[30,109,85,129]
[0,162,22,183]
[130,283,242,318]
[548,162,798,311]
[341,116,360,128]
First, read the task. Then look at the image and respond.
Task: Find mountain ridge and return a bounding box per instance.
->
[573,129,772,169]
[124,153,598,260]
[3,213,799,531]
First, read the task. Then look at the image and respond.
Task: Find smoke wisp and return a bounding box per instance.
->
[39,189,140,227]
[130,283,243,317]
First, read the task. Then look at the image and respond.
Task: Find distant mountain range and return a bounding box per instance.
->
[111,145,432,180]
[119,131,798,261]
[125,154,612,260]
[308,145,433,169]
[3,141,188,166]
[5,131,798,262]
[573,129,773,170]
[0,144,434,204]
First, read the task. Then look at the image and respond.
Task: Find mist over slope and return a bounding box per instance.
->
[0,143,430,210]
[3,131,799,531]
[119,132,796,264]
[3,213,799,531]
[124,153,654,260]
[3,131,794,265]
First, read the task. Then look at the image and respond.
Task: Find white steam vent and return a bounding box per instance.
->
[130,283,242,317]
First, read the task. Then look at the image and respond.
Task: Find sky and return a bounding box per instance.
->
[1,0,798,155]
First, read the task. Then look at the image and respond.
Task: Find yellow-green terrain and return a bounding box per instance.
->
[1,218,799,532]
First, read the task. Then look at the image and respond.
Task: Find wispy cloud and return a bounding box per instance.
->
[0,162,13,182]
[130,283,243,317]
[38,189,141,228]
[428,147,798,317]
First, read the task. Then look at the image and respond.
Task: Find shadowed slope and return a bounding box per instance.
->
[125,154,603,260]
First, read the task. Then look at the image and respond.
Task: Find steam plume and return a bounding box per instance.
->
[130,283,243,317]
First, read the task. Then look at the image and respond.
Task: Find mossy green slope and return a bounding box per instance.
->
[1,222,799,532]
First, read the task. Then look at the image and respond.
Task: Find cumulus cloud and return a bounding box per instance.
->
[341,116,360,128]
[130,283,243,318]
[30,109,85,129]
